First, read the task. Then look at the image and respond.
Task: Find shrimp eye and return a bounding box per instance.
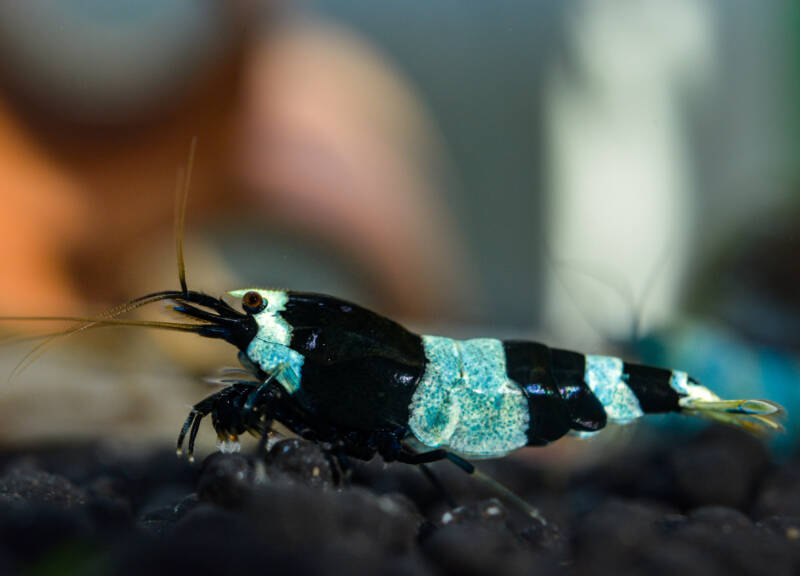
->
[242,291,266,314]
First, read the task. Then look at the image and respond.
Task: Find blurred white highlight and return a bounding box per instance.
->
[544,0,715,345]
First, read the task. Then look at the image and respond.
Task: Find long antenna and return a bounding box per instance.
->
[176,137,197,294]
[5,290,191,382]
[6,136,199,382]
[0,316,209,332]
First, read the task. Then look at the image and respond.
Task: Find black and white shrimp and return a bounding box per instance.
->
[164,285,783,468]
[1,147,784,521]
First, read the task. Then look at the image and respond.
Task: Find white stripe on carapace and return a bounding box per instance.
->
[229,288,304,394]
[408,336,529,458]
[584,355,644,423]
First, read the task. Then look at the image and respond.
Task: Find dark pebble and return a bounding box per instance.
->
[264,437,335,487]
[244,483,422,555]
[196,452,257,507]
[571,498,675,560]
[422,522,535,576]
[570,426,770,514]
[688,505,753,530]
[670,506,794,576]
[139,493,198,535]
[0,463,87,507]
[422,498,562,575]
[0,502,94,564]
[759,516,800,543]
[431,497,562,552]
[754,462,800,519]
[117,504,280,576]
[668,427,769,510]
[604,539,727,576]
[85,494,134,535]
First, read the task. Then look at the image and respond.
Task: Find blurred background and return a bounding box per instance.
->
[0,1,797,459]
